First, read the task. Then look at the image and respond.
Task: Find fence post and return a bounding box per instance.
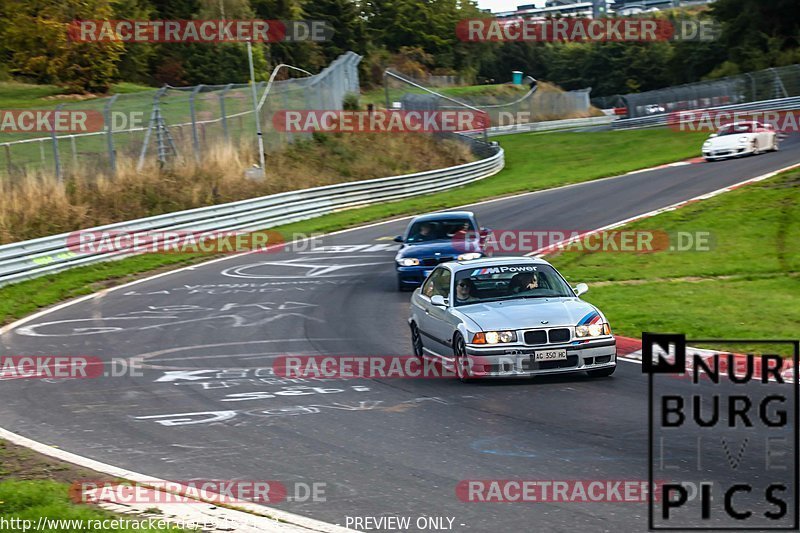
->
[50,104,64,182]
[70,136,78,171]
[104,94,120,175]
[2,144,10,176]
[189,84,204,163]
[220,83,233,144]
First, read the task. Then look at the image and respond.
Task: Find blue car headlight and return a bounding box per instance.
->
[398,258,420,266]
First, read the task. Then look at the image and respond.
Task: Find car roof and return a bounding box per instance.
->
[720,121,756,128]
[408,211,475,223]
[448,256,552,270]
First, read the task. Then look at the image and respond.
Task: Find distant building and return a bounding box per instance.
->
[493,0,715,18]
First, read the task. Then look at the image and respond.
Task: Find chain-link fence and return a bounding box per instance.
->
[383,70,593,127]
[592,63,800,118]
[0,52,361,181]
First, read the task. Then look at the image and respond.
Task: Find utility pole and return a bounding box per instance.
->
[247,39,266,178]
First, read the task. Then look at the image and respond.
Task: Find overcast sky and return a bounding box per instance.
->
[476,0,543,13]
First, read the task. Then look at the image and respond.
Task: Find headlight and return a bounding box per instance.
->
[703,140,711,146]
[472,331,517,344]
[576,323,610,338]
[457,252,482,261]
[398,258,419,266]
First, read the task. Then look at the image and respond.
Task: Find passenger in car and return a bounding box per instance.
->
[509,272,539,294]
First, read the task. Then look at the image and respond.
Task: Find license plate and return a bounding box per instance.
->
[534,349,567,362]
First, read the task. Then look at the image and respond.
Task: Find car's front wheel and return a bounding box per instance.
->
[410,323,424,358]
[453,333,474,383]
[587,366,616,378]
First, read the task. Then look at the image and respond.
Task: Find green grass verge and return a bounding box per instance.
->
[0,81,153,108]
[0,480,193,532]
[549,170,800,352]
[0,128,708,325]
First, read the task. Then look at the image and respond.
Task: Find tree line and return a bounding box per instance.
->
[0,0,797,97]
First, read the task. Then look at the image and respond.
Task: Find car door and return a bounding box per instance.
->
[416,267,453,355]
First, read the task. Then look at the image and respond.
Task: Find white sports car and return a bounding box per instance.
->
[702,121,779,161]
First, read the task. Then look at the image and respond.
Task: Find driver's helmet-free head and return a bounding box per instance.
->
[456,278,476,299]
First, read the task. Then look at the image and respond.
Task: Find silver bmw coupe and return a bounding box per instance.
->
[408,256,617,381]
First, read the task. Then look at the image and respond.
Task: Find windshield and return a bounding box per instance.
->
[717,123,752,136]
[406,218,475,243]
[453,264,574,306]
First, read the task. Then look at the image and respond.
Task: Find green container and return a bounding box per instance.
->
[512,71,523,84]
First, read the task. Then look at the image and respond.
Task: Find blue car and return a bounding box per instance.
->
[394,211,490,291]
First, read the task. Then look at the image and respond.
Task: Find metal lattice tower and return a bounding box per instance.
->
[138,87,179,171]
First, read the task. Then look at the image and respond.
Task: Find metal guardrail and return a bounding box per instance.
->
[0,144,504,287]
[459,116,614,139]
[612,96,800,130]
[486,115,614,136]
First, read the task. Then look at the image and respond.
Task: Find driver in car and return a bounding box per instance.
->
[415,223,435,241]
[455,278,479,303]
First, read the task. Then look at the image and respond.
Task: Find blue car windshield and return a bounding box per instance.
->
[453,264,574,306]
[406,218,475,243]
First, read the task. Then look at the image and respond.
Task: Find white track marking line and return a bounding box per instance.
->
[0,427,355,532]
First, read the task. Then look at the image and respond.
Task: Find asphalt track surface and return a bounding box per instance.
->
[1,135,799,532]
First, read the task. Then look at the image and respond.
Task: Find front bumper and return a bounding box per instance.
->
[703,146,750,160]
[397,265,437,287]
[462,339,616,378]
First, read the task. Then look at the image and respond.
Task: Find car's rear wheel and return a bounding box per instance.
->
[453,333,474,383]
[587,366,616,378]
[410,323,424,358]
[771,138,780,152]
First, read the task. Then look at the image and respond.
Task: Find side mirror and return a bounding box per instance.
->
[393,235,403,243]
[573,283,589,297]
[430,295,448,307]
